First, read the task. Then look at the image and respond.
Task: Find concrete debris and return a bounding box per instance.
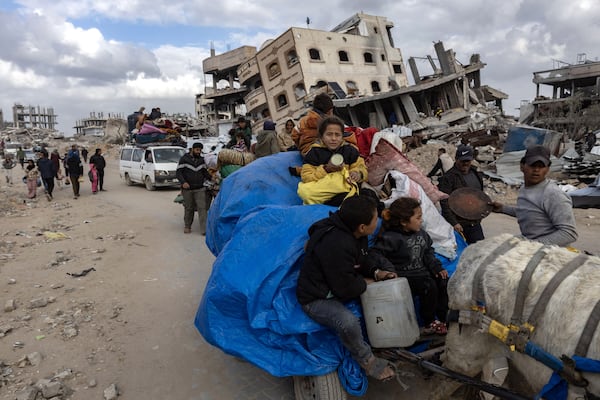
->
[0,324,13,337]
[15,387,38,400]
[104,383,119,400]
[4,298,16,312]
[27,352,43,367]
[29,297,49,309]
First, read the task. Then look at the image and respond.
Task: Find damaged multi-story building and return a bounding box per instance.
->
[196,13,507,134]
[74,111,125,137]
[520,54,600,138]
[12,103,58,130]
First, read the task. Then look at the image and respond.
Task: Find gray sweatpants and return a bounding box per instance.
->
[182,188,207,233]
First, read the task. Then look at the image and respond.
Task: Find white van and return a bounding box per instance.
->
[119,145,186,190]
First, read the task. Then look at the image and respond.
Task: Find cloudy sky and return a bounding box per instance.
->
[1,0,599,134]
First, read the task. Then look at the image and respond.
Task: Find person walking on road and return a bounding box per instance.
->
[89,163,99,194]
[66,150,83,199]
[2,156,16,186]
[89,148,107,191]
[176,142,212,234]
[81,148,89,163]
[37,150,57,201]
[17,146,25,169]
[25,160,39,199]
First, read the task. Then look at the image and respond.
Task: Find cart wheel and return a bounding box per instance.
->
[293,371,347,400]
[144,176,155,191]
[124,173,133,186]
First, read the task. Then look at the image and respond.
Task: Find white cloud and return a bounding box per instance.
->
[2,0,600,130]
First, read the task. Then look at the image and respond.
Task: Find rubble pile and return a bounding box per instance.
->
[409,105,514,147]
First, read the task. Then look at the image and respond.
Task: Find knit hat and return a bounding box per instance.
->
[192,142,203,149]
[263,120,276,130]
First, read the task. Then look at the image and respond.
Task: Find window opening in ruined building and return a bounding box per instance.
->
[363,52,374,63]
[254,80,262,89]
[393,64,402,73]
[294,83,307,99]
[374,27,378,34]
[346,81,358,96]
[386,26,395,47]
[309,48,321,61]
[371,81,381,92]
[338,50,349,62]
[286,50,299,67]
[309,80,328,93]
[277,93,289,109]
[381,54,386,61]
[268,62,281,78]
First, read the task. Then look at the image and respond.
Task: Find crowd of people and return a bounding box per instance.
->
[165,92,580,382]
[1,144,106,201]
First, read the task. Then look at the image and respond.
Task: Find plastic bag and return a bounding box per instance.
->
[65,177,70,185]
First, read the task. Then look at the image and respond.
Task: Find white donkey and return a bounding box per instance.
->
[430,234,600,400]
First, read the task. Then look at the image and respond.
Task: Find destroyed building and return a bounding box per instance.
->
[12,103,57,130]
[519,54,600,138]
[334,41,508,132]
[74,112,125,137]
[196,13,508,142]
[197,13,410,132]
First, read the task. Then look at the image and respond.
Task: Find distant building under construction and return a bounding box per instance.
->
[12,104,57,130]
[74,112,125,136]
[520,54,600,137]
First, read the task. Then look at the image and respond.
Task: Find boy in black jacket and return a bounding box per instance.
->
[296,195,396,381]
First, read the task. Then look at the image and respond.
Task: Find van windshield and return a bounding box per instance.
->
[153,148,186,163]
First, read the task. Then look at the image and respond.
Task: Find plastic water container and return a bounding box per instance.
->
[360,277,420,348]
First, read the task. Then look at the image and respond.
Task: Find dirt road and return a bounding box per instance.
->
[1,156,598,400]
[0,160,293,399]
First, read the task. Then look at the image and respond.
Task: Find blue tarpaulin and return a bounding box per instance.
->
[195,151,465,391]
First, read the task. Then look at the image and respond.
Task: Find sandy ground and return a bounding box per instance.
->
[1,153,598,400]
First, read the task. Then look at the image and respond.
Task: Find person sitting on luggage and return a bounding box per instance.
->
[367,197,449,335]
[297,116,367,206]
[296,195,397,381]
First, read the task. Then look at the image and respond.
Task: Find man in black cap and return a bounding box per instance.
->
[438,144,486,244]
[491,145,577,246]
[176,142,212,234]
[89,148,106,191]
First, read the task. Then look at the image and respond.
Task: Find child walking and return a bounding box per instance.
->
[25,160,39,199]
[368,197,449,335]
[296,195,397,381]
[89,163,99,194]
